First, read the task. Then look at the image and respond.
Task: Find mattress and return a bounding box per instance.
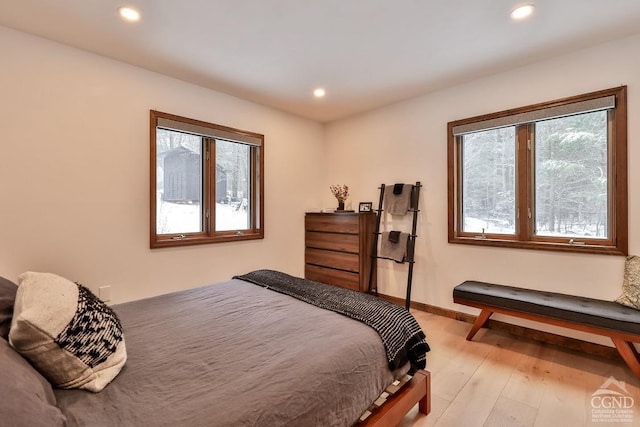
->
[54,278,406,426]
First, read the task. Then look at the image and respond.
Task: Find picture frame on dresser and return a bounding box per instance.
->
[359,202,373,212]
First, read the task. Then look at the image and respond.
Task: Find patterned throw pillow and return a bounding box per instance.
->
[616,256,640,310]
[9,272,126,392]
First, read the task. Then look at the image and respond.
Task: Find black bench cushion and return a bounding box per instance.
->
[453,281,640,336]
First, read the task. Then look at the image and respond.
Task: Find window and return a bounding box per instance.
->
[150,111,264,248]
[448,87,627,255]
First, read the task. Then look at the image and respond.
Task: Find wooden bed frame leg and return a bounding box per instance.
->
[612,338,640,378]
[466,309,493,341]
[418,370,431,415]
[358,369,431,425]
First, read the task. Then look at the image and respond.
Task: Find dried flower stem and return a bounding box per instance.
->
[329,184,349,202]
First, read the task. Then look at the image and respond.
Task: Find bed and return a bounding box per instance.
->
[1,270,430,426]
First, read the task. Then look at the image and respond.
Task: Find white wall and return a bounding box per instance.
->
[324,34,640,345]
[0,25,326,303]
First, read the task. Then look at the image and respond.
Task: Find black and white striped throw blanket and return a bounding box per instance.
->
[233,269,429,371]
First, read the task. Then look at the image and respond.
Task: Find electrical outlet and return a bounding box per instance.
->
[98,286,112,302]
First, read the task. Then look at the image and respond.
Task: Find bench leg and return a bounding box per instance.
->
[612,338,640,378]
[466,309,493,341]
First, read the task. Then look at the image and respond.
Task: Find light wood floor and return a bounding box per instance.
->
[400,311,640,427]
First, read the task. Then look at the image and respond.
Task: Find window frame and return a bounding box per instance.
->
[447,86,627,255]
[150,110,264,249]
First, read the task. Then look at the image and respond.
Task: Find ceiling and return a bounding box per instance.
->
[1,1,640,123]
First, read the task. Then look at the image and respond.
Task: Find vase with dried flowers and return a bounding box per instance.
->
[329,184,349,210]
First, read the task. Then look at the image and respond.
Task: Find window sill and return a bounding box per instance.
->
[448,236,626,256]
[151,232,264,249]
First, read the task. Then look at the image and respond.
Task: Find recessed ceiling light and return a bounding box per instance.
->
[511,4,534,20]
[118,6,141,22]
[313,88,326,98]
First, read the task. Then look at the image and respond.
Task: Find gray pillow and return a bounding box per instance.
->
[0,337,66,426]
[0,276,18,340]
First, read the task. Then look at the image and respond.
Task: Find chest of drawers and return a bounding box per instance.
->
[304,212,376,292]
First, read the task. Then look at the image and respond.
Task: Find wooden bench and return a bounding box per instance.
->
[453,280,640,378]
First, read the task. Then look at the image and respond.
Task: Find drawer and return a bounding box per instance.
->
[305,231,359,253]
[305,264,361,292]
[305,214,359,234]
[305,248,360,273]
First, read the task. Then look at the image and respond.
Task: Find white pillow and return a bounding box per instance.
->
[616,256,640,310]
[9,272,126,392]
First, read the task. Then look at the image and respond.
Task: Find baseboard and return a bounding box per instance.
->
[378,293,621,361]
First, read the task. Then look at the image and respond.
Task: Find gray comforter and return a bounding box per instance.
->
[235,270,429,371]
[54,278,406,426]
